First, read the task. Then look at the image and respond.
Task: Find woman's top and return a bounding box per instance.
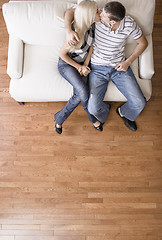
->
[67,23,95,64]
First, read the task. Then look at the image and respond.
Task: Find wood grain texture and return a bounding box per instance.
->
[0,0,162,239]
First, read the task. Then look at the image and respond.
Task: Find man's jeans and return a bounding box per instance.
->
[55,58,97,125]
[88,64,146,123]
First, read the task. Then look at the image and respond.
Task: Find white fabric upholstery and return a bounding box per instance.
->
[9,44,73,102]
[2,0,155,102]
[3,1,74,46]
[139,35,155,79]
[7,35,24,79]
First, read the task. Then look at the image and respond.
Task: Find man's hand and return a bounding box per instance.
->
[115,35,148,72]
[64,8,79,46]
[115,60,130,72]
[66,30,79,46]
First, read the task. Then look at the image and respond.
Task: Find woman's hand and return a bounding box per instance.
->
[77,65,91,76]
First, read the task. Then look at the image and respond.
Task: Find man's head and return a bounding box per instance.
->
[100,1,126,25]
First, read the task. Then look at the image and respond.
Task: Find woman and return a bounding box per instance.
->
[54,1,102,134]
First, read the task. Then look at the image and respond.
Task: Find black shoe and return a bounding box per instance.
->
[116,107,137,131]
[94,123,103,132]
[54,123,62,134]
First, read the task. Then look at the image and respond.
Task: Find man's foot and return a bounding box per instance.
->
[93,121,103,132]
[116,107,137,131]
[54,123,62,134]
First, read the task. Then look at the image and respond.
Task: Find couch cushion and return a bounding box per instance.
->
[9,44,73,102]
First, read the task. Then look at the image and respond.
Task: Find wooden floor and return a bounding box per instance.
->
[0,1,162,240]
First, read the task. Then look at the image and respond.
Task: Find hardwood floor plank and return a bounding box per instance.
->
[0,230,54,236]
[15,236,85,240]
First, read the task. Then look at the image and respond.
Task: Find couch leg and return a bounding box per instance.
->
[18,101,25,105]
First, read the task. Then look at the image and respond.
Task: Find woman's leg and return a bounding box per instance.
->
[55,59,97,125]
[55,89,81,126]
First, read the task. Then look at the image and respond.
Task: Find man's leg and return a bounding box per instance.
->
[111,67,146,129]
[88,64,111,123]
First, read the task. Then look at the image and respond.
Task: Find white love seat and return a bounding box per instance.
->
[2,0,155,103]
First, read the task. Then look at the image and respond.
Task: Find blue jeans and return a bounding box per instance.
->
[55,58,97,125]
[88,64,146,123]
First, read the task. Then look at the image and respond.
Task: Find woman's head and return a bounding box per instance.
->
[70,1,99,51]
[74,1,99,30]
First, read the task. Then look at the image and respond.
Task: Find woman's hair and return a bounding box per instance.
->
[104,1,125,22]
[69,1,97,52]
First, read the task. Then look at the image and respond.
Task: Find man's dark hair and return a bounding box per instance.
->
[104,1,126,22]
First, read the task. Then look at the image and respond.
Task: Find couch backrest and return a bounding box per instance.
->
[3,1,75,46]
[3,0,155,46]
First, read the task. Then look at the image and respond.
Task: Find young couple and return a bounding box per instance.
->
[54,1,148,134]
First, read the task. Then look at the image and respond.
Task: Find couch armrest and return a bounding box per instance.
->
[7,35,24,79]
[139,35,154,80]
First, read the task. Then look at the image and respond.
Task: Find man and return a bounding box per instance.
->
[65,1,148,131]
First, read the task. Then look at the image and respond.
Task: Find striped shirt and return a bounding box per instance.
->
[91,15,143,66]
[67,23,95,63]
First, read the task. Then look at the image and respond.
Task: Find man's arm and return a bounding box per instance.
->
[64,8,79,46]
[115,34,148,71]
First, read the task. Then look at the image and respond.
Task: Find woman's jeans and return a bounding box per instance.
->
[55,58,97,125]
[88,64,146,123]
